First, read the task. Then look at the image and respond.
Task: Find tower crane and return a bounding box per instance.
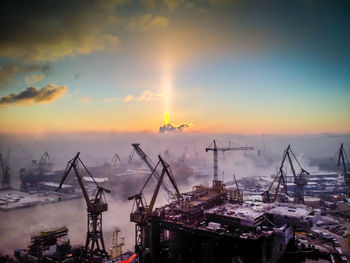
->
[205,140,253,183]
[262,145,308,204]
[56,152,110,259]
[128,155,181,261]
[130,143,179,201]
[338,143,350,197]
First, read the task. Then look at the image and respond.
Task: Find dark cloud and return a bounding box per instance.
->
[0,84,67,107]
[0,63,51,89]
[0,63,19,88]
[0,0,349,67]
[0,0,121,62]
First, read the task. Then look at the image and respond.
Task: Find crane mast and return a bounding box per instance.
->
[262,145,308,204]
[129,155,181,260]
[338,143,350,197]
[0,152,11,190]
[206,140,253,183]
[57,152,110,259]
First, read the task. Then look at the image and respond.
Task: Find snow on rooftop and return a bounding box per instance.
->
[83,177,108,183]
[40,182,71,188]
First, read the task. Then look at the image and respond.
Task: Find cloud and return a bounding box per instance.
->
[103,97,121,102]
[0,84,67,107]
[140,0,156,8]
[0,1,121,62]
[163,0,183,10]
[123,90,162,103]
[0,63,51,89]
[123,95,134,102]
[128,14,169,32]
[80,97,90,103]
[208,0,236,4]
[25,74,45,85]
[0,63,19,87]
[159,123,191,133]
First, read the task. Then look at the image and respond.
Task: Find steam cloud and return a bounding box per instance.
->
[0,84,67,107]
[159,123,190,133]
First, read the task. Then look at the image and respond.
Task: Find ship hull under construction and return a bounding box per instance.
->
[143,216,289,263]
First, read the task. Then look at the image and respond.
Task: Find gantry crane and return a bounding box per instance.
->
[128,155,181,260]
[39,151,50,165]
[56,152,110,259]
[111,153,120,167]
[130,143,178,201]
[205,140,253,183]
[38,151,53,174]
[338,143,350,197]
[0,153,11,189]
[262,145,308,204]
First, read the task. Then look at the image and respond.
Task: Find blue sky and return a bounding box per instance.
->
[0,0,349,134]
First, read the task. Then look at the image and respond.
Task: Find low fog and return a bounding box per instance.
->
[0,132,349,255]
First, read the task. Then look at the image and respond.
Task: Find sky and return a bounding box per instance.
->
[0,0,350,134]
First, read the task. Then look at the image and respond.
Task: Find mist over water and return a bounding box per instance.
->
[0,132,349,255]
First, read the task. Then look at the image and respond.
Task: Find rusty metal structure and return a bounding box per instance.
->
[14,227,85,263]
[57,152,110,259]
[129,150,296,263]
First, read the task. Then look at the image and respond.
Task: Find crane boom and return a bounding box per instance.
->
[131,143,176,201]
[57,152,93,211]
[206,140,253,182]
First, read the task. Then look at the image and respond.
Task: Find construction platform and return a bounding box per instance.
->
[130,179,322,263]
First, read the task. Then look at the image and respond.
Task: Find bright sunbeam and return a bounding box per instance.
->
[162,58,172,123]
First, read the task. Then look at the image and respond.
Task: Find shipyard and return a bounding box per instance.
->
[1,0,350,262]
[1,136,350,263]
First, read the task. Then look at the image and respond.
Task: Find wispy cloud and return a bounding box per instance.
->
[0,84,67,107]
[0,63,50,89]
[103,97,121,103]
[123,95,134,102]
[25,74,45,85]
[123,90,162,103]
[128,14,169,32]
[80,97,90,103]
[0,63,19,88]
